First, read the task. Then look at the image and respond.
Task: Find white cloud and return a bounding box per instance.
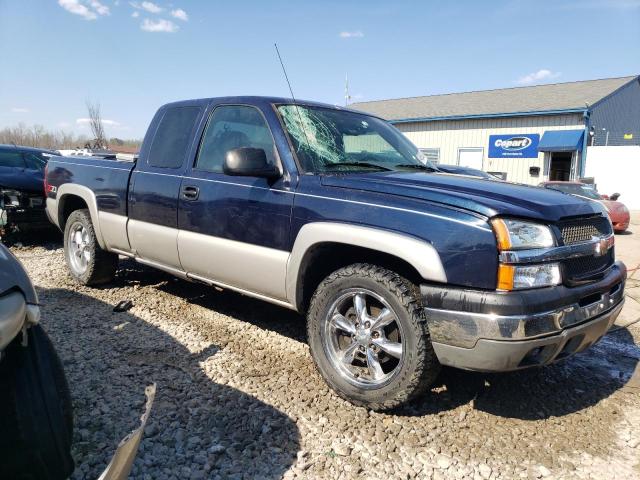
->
[129,1,162,13]
[58,0,97,20]
[57,122,72,129]
[140,18,178,33]
[141,1,163,13]
[171,8,188,21]
[339,31,364,38]
[58,0,110,20]
[516,69,561,85]
[11,107,29,113]
[89,0,110,16]
[132,11,139,17]
[76,118,121,126]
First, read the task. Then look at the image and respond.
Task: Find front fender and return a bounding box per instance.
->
[285,222,447,308]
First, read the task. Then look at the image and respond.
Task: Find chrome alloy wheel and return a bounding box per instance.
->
[68,222,90,274]
[322,288,404,388]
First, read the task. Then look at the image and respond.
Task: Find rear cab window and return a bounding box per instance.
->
[0,150,26,168]
[23,153,47,171]
[147,106,201,169]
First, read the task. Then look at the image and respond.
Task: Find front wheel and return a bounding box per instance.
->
[307,263,440,410]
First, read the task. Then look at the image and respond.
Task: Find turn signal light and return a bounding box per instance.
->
[492,218,512,251]
[497,264,515,291]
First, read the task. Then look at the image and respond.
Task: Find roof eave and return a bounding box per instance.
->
[387,108,586,124]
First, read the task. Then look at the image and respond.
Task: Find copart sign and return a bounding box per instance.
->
[488,134,540,158]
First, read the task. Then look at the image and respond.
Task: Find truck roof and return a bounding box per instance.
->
[159,96,377,117]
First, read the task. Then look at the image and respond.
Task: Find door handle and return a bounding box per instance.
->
[181,185,199,201]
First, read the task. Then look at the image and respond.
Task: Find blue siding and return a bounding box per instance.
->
[589,78,640,146]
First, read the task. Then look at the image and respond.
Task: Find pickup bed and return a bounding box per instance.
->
[45,96,626,409]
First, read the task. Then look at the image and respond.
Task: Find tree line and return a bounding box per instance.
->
[1,101,141,151]
[0,123,142,151]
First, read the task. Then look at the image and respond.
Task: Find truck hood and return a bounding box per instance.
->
[320,172,602,222]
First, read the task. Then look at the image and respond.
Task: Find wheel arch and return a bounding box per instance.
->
[55,185,106,249]
[286,222,447,312]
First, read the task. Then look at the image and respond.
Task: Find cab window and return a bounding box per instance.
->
[195,105,276,173]
[23,153,47,171]
[148,106,201,169]
[0,151,26,168]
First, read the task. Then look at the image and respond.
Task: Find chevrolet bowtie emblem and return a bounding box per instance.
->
[594,236,612,257]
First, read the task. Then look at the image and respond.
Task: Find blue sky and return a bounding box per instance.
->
[0,0,638,138]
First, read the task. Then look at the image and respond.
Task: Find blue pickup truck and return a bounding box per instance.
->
[45,97,626,409]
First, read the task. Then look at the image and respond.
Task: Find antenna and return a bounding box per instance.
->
[345,73,351,106]
[274,43,313,158]
[275,43,299,105]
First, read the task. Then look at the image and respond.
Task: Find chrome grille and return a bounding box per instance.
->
[558,216,614,284]
[559,216,611,245]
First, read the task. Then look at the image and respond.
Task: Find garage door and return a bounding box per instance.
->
[458,148,484,170]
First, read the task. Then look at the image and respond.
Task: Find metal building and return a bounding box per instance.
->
[351,76,640,185]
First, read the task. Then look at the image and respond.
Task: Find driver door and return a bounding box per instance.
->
[177,104,294,301]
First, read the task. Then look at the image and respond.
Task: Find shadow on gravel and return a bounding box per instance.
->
[475,328,638,420]
[395,328,639,420]
[99,258,639,423]
[116,258,307,342]
[39,286,300,480]
[1,226,61,249]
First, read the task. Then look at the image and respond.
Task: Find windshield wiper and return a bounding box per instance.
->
[394,163,438,172]
[324,162,393,172]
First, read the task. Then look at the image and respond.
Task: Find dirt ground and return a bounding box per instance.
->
[7,214,640,480]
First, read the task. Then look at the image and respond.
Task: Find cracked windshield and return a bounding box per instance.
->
[278,105,435,173]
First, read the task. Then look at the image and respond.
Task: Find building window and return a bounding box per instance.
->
[457,147,484,170]
[419,148,440,164]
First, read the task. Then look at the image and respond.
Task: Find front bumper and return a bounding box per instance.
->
[422,262,626,371]
[612,220,629,232]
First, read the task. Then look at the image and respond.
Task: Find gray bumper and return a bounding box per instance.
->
[430,299,623,371]
[423,262,626,371]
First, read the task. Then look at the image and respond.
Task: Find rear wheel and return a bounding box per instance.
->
[64,209,118,285]
[0,325,74,480]
[307,263,440,410]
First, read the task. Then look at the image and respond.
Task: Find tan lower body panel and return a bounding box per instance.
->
[128,219,180,267]
[177,229,288,301]
[99,212,131,253]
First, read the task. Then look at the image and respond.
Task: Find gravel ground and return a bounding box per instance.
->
[8,234,640,480]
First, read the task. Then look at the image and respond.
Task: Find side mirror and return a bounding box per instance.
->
[610,192,621,201]
[223,147,280,179]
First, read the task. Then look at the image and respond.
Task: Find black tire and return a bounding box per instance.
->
[0,325,74,480]
[307,263,440,410]
[64,208,118,285]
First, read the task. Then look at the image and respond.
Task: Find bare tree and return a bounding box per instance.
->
[86,99,107,149]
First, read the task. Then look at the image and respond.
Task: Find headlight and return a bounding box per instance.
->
[492,218,560,290]
[497,263,561,291]
[492,218,555,250]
